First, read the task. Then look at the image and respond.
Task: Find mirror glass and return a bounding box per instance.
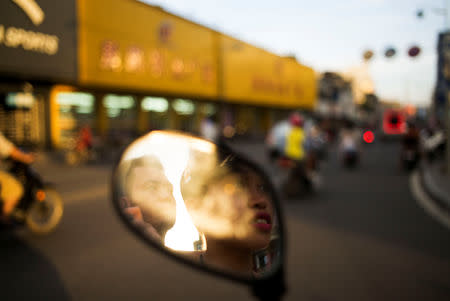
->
[113,131,281,279]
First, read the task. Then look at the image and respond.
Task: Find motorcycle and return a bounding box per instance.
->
[0,160,64,234]
[278,153,321,199]
[401,147,420,171]
[342,149,359,169]
[111,130,286,300]
[63,137,98,166]
[279,158,311,198]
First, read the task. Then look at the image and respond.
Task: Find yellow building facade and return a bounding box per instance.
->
[48,0,317,148]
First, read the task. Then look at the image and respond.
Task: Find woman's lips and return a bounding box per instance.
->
[253,212,272,232]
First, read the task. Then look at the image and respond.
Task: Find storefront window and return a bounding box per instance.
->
[103,94,137,142]
[1,92,41,145]
[142,97,169,130]
[103,94,135,118]
[172,98,196,132]
[57,92,96,147]
[173,98,195,115]
[6,92,35,109]
[201,103,217,117]
[141,97,168,112]
[58,92,95,116]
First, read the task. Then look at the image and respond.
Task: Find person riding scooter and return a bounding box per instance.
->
[0,131,35,220]
[401,120,420,170]
[284,113,306,163]
[338,120,360,168]
[279,113,319,197]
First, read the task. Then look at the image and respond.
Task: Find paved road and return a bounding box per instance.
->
[1,140,449,301]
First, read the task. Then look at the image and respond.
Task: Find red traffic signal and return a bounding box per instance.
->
[363,130,375,143]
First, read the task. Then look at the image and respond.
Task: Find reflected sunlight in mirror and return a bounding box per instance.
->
[122,131,214,251]
[162,140,201,251]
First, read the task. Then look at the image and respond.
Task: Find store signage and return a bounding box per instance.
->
[0,0,58,55]
[0,0,59,55]
[99,40,214,84]
[0,25,58,55]
[251,61,303,97]
[0,0,77,81]
[12,0,45,26]
[158,21,173,44]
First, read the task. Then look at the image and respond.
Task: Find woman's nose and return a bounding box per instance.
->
[248,189,268,209]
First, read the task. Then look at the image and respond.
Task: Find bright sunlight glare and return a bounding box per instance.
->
[122,131,203,251]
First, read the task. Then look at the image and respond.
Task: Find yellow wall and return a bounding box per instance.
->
[221,35,316,109]
[77,0,218,98]
[77,0,316,109]
[49,85,76,148]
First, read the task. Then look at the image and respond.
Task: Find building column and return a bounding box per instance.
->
[95,93,108,138]
[167,98,177,130]
[137,96,149,134]
[48,85,75,149]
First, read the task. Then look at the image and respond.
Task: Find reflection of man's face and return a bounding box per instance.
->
[127,163,176,231]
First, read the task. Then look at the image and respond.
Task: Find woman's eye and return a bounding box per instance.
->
[257,184,266,193]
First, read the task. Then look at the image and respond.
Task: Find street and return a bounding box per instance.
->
[1,140,449,301]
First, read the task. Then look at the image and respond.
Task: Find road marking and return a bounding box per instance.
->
[62,185,108,205]
[410,171,450,230]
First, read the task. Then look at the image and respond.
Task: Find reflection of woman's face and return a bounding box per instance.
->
[239,170,274,250]
[199,170,274,251]
[128,164,176,232]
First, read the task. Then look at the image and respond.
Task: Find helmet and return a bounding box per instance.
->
[289,113,304,127]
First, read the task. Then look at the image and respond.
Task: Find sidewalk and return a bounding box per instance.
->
[420,158,450,212]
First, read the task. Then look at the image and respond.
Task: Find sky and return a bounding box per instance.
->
[143,0,448,106]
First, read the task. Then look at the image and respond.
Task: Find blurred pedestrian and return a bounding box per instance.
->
[402,120,420,153]
[200,116,218,142]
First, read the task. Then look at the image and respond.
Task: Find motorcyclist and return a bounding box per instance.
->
[284,112,306,163]
[0,131,35,220]
[338,119,360,166]
[281,112,322,191]
[304,121,326,170]
[76,124,93,153]
[401,119,420,163]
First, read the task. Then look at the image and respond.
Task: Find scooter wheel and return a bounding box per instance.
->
[26,188,64,234]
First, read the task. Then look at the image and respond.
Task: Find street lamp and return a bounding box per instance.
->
[416,6,449,30]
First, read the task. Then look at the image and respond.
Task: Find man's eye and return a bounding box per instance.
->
[144,182,158,190]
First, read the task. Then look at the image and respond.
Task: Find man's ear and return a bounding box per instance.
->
[120,196,132,208]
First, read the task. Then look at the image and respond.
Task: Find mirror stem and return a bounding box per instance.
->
[252,266,286,301]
